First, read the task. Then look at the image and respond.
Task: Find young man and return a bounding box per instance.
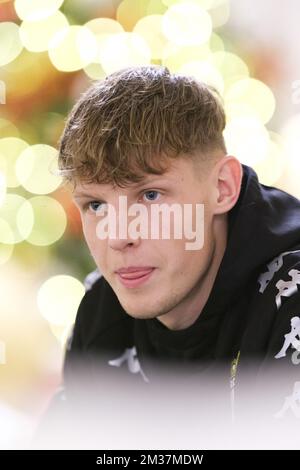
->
[37,66,300,447]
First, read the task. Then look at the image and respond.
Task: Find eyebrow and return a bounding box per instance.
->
[72,177,171,198]
[73,191,103,199]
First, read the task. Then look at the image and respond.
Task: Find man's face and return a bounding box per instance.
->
[73,156,220,326]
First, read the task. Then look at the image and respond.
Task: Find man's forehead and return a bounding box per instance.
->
[71,158,197,197]
[72,174,172,197]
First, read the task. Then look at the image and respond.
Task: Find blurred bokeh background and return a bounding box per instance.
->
[0,0,300,447]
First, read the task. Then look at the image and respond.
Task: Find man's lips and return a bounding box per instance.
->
[116,268,155,279]
[116,268,156,288]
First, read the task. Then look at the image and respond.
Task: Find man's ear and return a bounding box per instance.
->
[212,155,243,215]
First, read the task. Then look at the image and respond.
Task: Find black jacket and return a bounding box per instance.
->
[35,164,300,448]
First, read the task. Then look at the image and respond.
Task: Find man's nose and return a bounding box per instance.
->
[107,211,140,251]
[108,236,138,251]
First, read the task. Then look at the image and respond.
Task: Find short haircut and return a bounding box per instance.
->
[58,65,227,188]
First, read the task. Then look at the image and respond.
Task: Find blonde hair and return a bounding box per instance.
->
[58,65,227,188]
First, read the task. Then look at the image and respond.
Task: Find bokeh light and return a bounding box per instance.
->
[37,275,85,327]
[162,42,210,71]
[85,17,124,38]
[161,33,225,74]
[0,188,14,265]
[83,62,106,80]
[14,0,64,22]
[48,25,97,72]
[254,132,286,186]
[15,144,62,194]
[225,78,276,124]
[224,116,270,166]
[133,14,169,60]
[209,0,230,28]
[178,59,224,93]
[210,51,249,91]
[0,194,34,244]
[162,1,212,46]
[99,32,151,74]
[0,137,29,189]
[146,0,168,15]
[83,18,124,79]
[116,0,150,31]
[19,11,69,53]
[0,170,6,207]
[24,196,67,246]
[0,22,23,66]
[209,32,224,52]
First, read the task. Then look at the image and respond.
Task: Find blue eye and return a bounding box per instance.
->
[88,201,102,212]
[143,190,160,202]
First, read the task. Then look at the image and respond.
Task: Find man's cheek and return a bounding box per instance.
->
[88,236,103,257]
[82,223,98,253]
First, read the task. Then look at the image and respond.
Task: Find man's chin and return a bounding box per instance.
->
[119,304,159,320]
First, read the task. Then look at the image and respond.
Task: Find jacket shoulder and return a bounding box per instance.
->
[83,268,102,292]
[65,268,104,352]
[65,267,132,355]
[257,248,300,298]
[254,248,300,362]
